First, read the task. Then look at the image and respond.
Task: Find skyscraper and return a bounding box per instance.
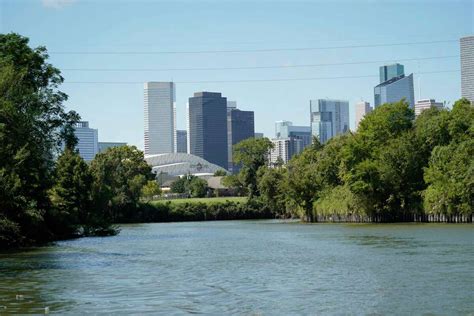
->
[355,101,372,130]
[227,103,255,173]
[175,130,187,153]
[461,35,474,102]
[379,63,405,83]
[74,121,98,162]
[310,99,350,144]
[144,82,175,156]
[275,121,312,149]
[275,120,293,138]
[269,137,303,165]
[374,74,415,108]
[188,92,228,169]
[414,99,444,117]
[98,142,127,153]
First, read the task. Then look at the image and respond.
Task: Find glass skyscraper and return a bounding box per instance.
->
[310,99,349,144]
[275,121,312,149]
[227,105,255,173]
[461,36,474,102]
[144,82,175,156]
[188,92,228,169]
[379,63,404,83]
[176,130,187,153]
[74,121,98,162]
[374,74,415,108]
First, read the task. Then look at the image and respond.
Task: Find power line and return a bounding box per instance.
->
[62,69,460,85]
[51,39,458,55]
[61,55,458,72]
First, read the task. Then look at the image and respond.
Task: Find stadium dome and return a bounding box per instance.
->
[145,153,227,177]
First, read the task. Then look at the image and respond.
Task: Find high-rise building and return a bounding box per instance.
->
[275,121,312,149]
[269,137,303,165]
[74,121,98,162]
[374,74,415,108]
[98,142,127,153]
[188,92,228,169]
[176,130,187,153]
[227,103,255,173]
[355,101,373,130]
[414,99,444,117]
[144,82,175,156]
[254,132,264,139]
[461,35,474,102]
[379,63,405,83]
[310,99,350,144]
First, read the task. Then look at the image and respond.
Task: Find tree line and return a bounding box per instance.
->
[224,98,473,222]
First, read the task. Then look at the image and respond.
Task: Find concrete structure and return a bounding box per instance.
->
[355,101,372,130]
[188,92,228,169]
[144,82,175,155]
[310,99,350,144]
[98,142,127,153]
[461,36,474,102]
[74,121,98,162]
[414,99,444,117]
[145,153,226,177]
[176,130,187,153]
[269,137,303,165]
[379,63,404,83]
[275,120,312,149]
[227,103,255,173]
[374,74,415,108]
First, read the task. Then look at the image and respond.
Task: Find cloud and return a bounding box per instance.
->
[41,0,77,9]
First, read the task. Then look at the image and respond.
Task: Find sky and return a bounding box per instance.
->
[1,0,473,148]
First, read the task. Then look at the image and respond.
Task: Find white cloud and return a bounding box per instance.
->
[41,0,77,9]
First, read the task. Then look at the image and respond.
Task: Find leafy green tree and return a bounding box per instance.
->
[213,169,227,176]
[257,166,286,213]
[170,177,187,194]
[233,137,273,198]
[90,146,152,222]
[48,149,93,237]
[0,33,79,247]
[221,174,246,196]
[189,177,208,198]
[141,180,162,202]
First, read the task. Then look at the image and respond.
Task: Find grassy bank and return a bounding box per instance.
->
[151,196,247,205]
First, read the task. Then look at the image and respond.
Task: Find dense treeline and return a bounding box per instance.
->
[225,99,473,222]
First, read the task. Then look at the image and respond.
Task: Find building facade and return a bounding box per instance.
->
[374,74,415,108]
[379,63,404,83]
[355,101,372,130]
[269,137,303,165]
[254,132,264,139]
[275,121,312,149]
[310,99,350,144]
[175,130,187,153]
[461,36,474,102]
[144,82,175,155]
[98,142,127,153]
[74,121,98,162]
[414,99,444,117]
[188,92,228,169]
[227,105,255,173]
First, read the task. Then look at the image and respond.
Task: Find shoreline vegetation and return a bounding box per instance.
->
[1,33,473,249]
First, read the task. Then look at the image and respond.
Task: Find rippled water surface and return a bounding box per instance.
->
[0,221,473,315]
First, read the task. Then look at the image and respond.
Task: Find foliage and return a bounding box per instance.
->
[141,180,162,202]
[257,166,287,214]
[170,175,208,198]
[221,174,246,196]
[233,137,273,198]
[213,169,227,176]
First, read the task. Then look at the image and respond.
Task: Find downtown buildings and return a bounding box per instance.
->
[144,82,176,155]
[227,102,255,172]
[269,120,311,164]
[461,35,474,103]
[310,99,349,144]
[414,99,444,117]
[74,121,98,162]
[374,64,415,108]
[355,101,372,130]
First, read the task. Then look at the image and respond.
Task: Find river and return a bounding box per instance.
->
[0,220,473,314]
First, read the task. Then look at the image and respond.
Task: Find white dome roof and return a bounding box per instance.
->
[145,153,226,177]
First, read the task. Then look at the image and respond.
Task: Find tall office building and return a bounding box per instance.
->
[227,103,255,173]
[254,132,264,139]
[176,130,187,153]
[310,99,350,144]
[275,120,293,138]
[355,101,372,130]
[275,121,312,149]
[379,63,405,83]
[461,36,474,102]
[74,121,98,162]
[98,142,127,153]
[414,99,444,117]
[374,74,415,108]
[144,82,175,156]
[269,137,303,165]
[188,92,228,169]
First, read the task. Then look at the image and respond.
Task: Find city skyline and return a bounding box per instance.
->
[2,0,471,149]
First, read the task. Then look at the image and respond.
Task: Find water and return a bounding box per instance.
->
[0,220,473,315]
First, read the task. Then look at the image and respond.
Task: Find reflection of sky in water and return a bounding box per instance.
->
[0,222,473,314]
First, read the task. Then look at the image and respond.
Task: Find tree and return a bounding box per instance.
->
[257,166,286,214]
[233,138,273,198]
[213,169,227,176]
[141,180,162,202]
[89,146,152,222]
[170,175,207,198]
[48,149,93,237]
[0,33,79,247]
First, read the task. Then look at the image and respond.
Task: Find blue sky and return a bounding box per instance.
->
[1,0,472,148]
